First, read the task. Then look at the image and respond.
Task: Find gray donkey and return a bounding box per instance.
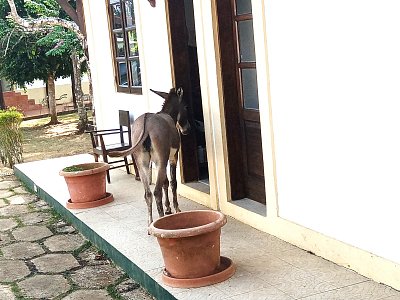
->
[109,88,190,226]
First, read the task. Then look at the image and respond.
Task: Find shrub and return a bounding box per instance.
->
[0,107,23,168]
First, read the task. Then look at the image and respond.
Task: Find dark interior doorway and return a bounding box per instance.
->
[167,0,209,185]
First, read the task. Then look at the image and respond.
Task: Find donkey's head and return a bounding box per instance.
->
[151,87,190,135]
[175,88,190,135]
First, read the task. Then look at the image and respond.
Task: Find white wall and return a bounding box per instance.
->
[16,77,90,104]
[266,0,400,264]
[83,0,172,130]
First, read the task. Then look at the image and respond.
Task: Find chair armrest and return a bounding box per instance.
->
[92,130,128,137]
[85,128,120,134]
[86,129,121,148]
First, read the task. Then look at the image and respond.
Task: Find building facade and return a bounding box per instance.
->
[82,0,400,290]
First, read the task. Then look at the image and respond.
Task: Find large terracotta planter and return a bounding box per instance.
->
[148,210,235,288]
[59,162,114,209]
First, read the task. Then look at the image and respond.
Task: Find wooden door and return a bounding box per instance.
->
[216,0,266,204]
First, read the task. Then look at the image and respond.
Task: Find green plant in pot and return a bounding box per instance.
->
[59,162,114,209]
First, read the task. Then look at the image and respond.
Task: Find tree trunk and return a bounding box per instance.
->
[71,52,87,132]
[86,61,95,127]
[0,80,5,110]
[70,73,77,108]
[47,73,58,124]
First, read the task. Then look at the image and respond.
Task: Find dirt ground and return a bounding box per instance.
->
[21,113,93,162]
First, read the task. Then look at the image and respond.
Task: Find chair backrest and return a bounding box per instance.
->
[87,124,98,148]
[119,110,131,145]
[119,110,130,127]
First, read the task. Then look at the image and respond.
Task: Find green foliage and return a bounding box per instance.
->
[0,0,82,87]
[38,25,82,57]
[0,107,23,168]
[0,0,26,19]
[24,0,59,18]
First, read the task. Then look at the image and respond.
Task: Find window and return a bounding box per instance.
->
[234,0,259,110]
[108,0,142,94]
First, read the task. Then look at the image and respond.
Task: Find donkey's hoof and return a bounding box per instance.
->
[175,208,181,213]
[165,209,172,215]
[135,176,141,181]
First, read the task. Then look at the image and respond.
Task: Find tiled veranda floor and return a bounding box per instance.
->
[14,154,400,300]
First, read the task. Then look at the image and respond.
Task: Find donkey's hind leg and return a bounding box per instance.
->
[135,152,153,226]
[170,153,181,213]
[163,177,172,215]
[153,164,167,218]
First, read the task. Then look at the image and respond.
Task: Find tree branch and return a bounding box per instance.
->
[3,27,16,57]
[6,0,86,52]
[55,0,80,26]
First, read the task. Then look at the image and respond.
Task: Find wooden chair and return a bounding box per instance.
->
[87,110,140,183]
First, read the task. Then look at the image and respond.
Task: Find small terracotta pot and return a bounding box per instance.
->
[59,162,113,208]
[149,210,227,279]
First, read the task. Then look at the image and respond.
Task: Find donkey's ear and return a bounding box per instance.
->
[150,89,169,99]
[177,87,183,102]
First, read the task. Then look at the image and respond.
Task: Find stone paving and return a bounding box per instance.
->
[0,171,155,300]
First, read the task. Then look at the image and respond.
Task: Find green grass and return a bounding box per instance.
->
[21,112,93,129]
[21,113,80,128]
[10,283,29,300]
[72,240,92,257]
[106,274,130,300]
[13,216,24,228]
[47,209,63,225]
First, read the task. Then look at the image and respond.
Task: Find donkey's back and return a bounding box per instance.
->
[132,113,180,165]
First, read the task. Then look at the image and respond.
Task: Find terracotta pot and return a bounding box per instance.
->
[149,210,227,279]
[59,162,114,209]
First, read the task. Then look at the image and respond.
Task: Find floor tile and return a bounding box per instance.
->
[214,266,271,297]
[300,280,400,300]
[273,271,336,299]
[277,248,369,288]
[241,254,301,286]
[227,285,295,300]
[175,285,230,300]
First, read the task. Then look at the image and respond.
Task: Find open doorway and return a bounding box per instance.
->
[167,0,209,188]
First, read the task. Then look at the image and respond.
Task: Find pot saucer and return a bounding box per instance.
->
[66,192,114,209]
[161,256,235,288]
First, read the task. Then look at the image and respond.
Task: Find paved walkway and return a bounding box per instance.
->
[0,170,154,300]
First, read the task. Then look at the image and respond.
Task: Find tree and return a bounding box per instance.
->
[1,24,78,124]
[2,0,91,130]
[55,0,93,132]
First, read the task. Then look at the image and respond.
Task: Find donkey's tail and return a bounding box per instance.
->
[108,147,135,158]
[108,113,150,158]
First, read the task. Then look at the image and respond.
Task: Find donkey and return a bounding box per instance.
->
[109,88,190,226]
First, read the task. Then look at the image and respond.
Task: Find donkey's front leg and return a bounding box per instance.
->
[170,159,181,213]
[163,177,172,215]
[144,188,153,226]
